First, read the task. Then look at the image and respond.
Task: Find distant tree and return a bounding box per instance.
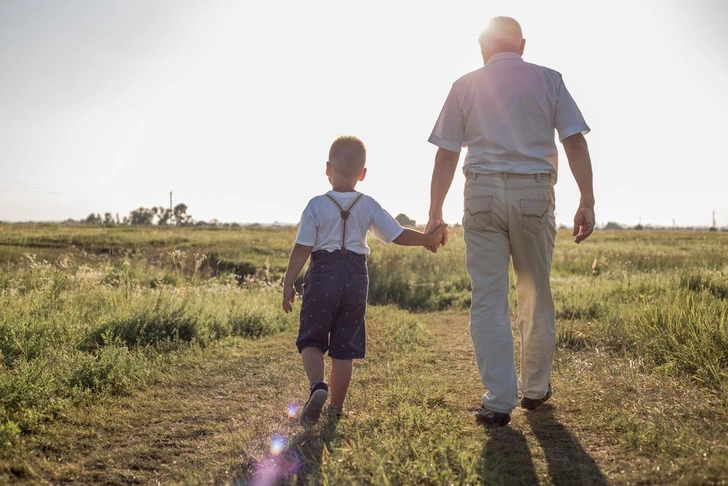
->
[103,212,115,225]
[129,207,155,225]
[85,213,102,224]
[603,222,624,230]
[395,213,416,228]
[153,206,173,226]
[173,203,192,226]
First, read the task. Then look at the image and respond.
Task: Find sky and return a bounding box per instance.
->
[1,0,727,228]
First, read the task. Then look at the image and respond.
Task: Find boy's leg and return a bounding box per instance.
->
[299,346,329,427]
[301,346,325,384]
[329,358,353,408]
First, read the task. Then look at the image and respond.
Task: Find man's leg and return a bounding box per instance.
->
[509,179,557,403]
[463,175,519,414]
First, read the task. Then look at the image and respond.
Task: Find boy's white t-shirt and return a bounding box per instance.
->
[295,191,404,255]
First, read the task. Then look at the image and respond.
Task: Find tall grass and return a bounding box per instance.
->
[1,224,727,451]
[0,251,296,450]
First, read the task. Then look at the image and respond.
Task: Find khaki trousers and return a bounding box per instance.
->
[463,171,556,413]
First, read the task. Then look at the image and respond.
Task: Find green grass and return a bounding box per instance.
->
[1,224,727,483]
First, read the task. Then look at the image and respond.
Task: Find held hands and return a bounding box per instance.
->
[282,284,296,313]
[424,219,449,253]
[573,207,595,244]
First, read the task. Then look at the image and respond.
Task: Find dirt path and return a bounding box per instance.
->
[8,312,728,484]
[12,333,305,484]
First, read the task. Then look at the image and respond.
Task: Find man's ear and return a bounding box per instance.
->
[326,161,332,176]
[358,167,367,181]
[518,38,525,56]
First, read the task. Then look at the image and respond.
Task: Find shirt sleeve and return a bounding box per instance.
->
[554,78,590,141]
[294,199,318,247]
[428,82,464,153]
[369,202,405,243]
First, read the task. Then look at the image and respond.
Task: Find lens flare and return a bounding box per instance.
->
[286,403,299,418]
[269,435,287,455]
[252,452,302,486]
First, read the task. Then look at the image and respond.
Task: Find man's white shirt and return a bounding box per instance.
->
[429,52,590,177]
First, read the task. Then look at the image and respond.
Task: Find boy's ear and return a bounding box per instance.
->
[358,167,367,181]
[325,161,332,176]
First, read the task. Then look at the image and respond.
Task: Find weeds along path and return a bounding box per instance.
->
[9,330,306,484]
[7,310,728,484]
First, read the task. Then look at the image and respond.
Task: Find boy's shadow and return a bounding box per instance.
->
[238,418,338,486]
[288,418,339,483]
[479,406,608,485]
[526,405,608,485]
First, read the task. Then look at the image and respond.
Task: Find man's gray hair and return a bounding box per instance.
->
[478,16,523,52]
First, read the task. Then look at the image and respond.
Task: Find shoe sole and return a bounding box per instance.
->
[300,389,328,427]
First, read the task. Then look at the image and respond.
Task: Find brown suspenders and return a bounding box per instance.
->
[325,193,364,250]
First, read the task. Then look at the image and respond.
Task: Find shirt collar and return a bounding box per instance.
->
[484,52,524,67]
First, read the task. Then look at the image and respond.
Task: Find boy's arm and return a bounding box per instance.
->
[392,225,447,248]
[282,243,314,313]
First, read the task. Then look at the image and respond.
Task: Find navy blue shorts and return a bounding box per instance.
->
[296,250,368,360]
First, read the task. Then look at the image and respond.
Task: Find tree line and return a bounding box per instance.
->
[84,204,193,226]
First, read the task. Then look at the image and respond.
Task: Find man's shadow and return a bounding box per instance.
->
[526,405,608,485]
[479,424,540,484]
[479,406,608,485]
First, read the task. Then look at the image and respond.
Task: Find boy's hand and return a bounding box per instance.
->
[426,223,448,250]
[424,220,449,253]
[282,284,296,313]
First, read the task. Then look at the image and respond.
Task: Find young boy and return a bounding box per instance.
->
[282,135,445,427]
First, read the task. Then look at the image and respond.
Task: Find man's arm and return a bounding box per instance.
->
[562,132,595,243]
[425,147,460,252]
[282,243,313,313]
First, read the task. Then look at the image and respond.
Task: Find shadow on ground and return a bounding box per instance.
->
[479,405,608,485]
[479,424,540,484]
[238,418,338,485]
[527,405,608,485]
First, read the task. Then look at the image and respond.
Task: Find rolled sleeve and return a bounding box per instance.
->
[428,84,464,153]
[428,133,463,153]
[554,79,590,141]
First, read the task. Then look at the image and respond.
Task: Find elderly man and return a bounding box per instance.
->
[425,16,595,426]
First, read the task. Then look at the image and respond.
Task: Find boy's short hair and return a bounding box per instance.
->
[329,136,366,178]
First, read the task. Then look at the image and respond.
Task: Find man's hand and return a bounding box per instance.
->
[573,207,595,243]
[425,219,449,252]
[282,284,296,313]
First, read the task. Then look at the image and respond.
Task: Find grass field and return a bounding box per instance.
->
[1,223,727,484]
